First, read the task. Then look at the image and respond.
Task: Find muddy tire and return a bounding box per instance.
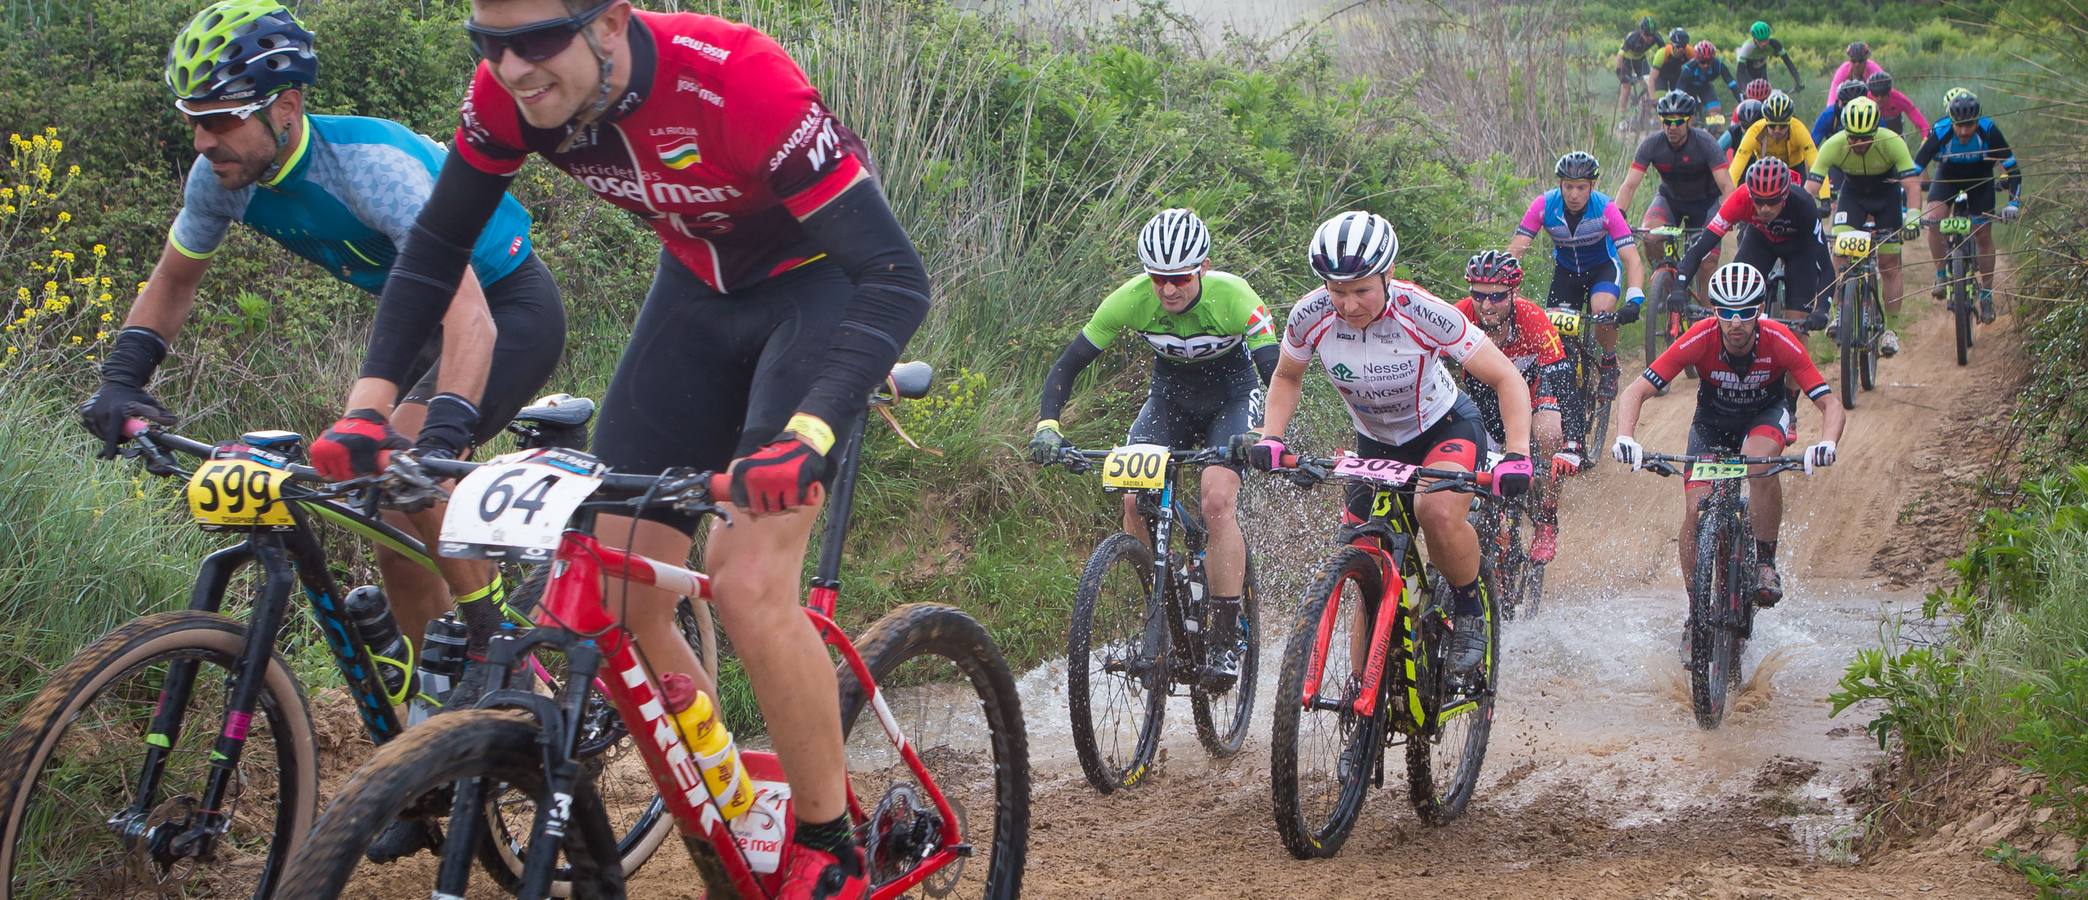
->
[1067,532,1167,793]
[1687,505,1736,729]
[1406,565,1499,825]
[1271,548,1384,859]
[1191,553,1260,759]
[0,611,316,900]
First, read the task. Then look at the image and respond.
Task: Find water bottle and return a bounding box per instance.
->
[1181,554,1206,634]
[345,586,412,699]
[660,673,754,819]
[409,615,470,725]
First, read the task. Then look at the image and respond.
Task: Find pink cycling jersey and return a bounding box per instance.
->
[1828,60,1883,100]
[1874,88,1932,134]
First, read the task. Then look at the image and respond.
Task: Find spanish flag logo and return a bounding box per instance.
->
[658,138,701,170]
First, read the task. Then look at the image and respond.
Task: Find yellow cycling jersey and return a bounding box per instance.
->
[1728,119,1819,185]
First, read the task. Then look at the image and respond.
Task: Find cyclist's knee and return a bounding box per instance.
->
[1415,491,1467,535]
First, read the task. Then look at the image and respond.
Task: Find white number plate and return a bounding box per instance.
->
[1332,456,1418,485]
[439,449,605,561]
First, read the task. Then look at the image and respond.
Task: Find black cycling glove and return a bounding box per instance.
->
[77,327,175,458]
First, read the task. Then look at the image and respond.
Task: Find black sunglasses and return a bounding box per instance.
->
[1468,289,1514,304]
[466,0,615,63]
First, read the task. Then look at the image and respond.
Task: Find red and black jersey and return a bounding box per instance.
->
[455,10,867,292]
[1645,317,1829,419]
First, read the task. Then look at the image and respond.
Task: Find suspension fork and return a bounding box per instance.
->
[125,543,255,823]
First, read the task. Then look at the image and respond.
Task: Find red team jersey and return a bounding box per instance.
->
[454,11,866,291]
[1646,317,1829,420]
[1451,296,1565,408]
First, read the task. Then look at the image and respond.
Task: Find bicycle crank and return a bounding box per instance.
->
[865,782,967,896]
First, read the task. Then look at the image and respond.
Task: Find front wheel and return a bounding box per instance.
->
[1067,532,1168,793]
[1271,547,1385,859]
[1951,253,1973,367]
[1686,504,1739,729]
[1645,268,1678,366]
[1191,554,1261,759]
[1860,279,1881,392]
[1407,565,1498,825]
[1837,279,1862,410]
[0,611,317,900]
[838,603,1029,899]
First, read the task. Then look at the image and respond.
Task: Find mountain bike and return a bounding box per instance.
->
[1632,451,1807,729]
[1472,450,1541,620]
[277,362,1030,899]
[1266,454,1498,859]
[0,399,697,900]
[1542,306,1618,471]
[1827,229,1889,409]
[1927,191,2002,367]
[1634,225,1704,370]
[1046,445,1260,793]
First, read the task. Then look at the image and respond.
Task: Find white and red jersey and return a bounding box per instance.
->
[454,10,865,292]
[1281,280,1489,445]
[1646,317,1829,419]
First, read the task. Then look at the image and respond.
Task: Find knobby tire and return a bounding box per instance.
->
[1687,503,1735,729]
[1191,554,1261,759]
[1406,564,1499,825]
[1067,532,1167,793]
[1271,548,1383,859]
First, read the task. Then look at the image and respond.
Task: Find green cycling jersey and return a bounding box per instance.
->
[1814,129,1919,182]
[1080,270,1278,364]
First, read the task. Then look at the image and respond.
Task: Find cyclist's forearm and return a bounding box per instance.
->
[1901,177,1921,213]
[1614,377,1655,437]
[1260,361,1307,438]
[343,376,402,416]
[1781,56,1801,84]
[430,270,495,407]
[791,178,933,429]
[122,243,210,342]
[1037,335,1102,421]
[1251,344,1279,386]
[1815,393,1847,444]
[1620,244,1647,290]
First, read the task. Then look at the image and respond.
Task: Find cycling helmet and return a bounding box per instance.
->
[1309,211,1398,282]
[1846,41,1870,63]
[1668,27,1689,46]
[1707,262,1767,309]
[1744,157,1792,200]
[1867,70,1894,96]
[1841,96,1881,136]
[1761,90,1795,124]
[1693,40,1717,63]
[1465,250,1524,287]
[1136,208,1210,275]
[1751,21,1771,41]
[1943,86,1975,105]
[1948,92,1982,122]
[1554,150,1600,181]
[1655,89,1699,117]
[165,0,317,104]
[1732,100,1764,134]
[1639,16,1656,34]
[1744,78,1772,102]
[1836,78,1871,106]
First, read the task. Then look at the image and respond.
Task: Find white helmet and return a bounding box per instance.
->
[1137,208,1210,275]
[1309,211,1398,282]
[1706,262,1767,309]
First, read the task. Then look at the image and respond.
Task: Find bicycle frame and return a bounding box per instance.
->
[1298,484,1431,730]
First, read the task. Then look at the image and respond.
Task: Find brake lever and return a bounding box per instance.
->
[381,452,450,513]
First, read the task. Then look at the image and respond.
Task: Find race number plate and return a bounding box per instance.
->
[1546,308,1584,337]
[1939,216,1972,235]
[1832,230,1873,258]
[1100,443,1169,491]
[186,459,295,531]
[1332,456,1418,485]
[1690,461,1748,481]
[440,449,605,560]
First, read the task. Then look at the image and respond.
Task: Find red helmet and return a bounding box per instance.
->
[1465,250,1525,287]
[1744,157,1792,201]
[1693,40,1717,62]
[1743,78,1772,102]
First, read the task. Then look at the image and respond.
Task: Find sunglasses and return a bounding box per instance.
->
[176,95,277,135]
[1468,290,1514,304]
[1660,116,1691,126]
[1752,196,1786,210]
[467,0,615,63]
[1714,305,1760,321]
[1149,271,1197,287]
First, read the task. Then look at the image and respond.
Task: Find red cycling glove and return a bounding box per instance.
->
[312,409,411,481]
[729,415,833,515]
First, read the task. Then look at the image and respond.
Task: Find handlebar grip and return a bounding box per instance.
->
[1278,452,1299,468]
[708,473,732,500]
[123,418,152,439]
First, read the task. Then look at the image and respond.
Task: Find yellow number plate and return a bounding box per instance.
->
[1832,230,1873,258]
[186,459,295,530]
[1940,217,1972,235]
[1101,444,1169,491]
[1705,113,1726,127]
[1691,461,1747,481]
[1546,309,1584,337]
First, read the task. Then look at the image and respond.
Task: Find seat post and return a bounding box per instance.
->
[810,413,871,591]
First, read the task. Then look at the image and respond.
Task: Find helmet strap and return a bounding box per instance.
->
[258,93,294,185]
[555,27,620,154]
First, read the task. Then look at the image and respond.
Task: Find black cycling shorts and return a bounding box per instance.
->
[1647,192,1718,232]
[1684,403,1791,489]
[1547,259,1622,310]
[1927,176,1998,217]
[592,251,861,533]
[400,252,566,445]
[1735,226,1834,314]
[1831,185,1906,247]
[1343,394,1489,523]
[1617,56,1651,82]
[1125,388,1254,465]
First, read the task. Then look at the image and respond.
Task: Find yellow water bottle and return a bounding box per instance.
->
[661,673,754,819]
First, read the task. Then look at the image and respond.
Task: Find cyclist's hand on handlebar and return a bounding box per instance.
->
[1618,288,1645,326]
[412,393,480,461]
[1236,433,1286,471]
[1612,435,1645,470]
[729,414,831,515]
[1028,420,1069,465]
[78,383,175,459]
[1493,452,1533,498]
[1551,442,1585,479]
[314,409,411,481]
[1804,439,1836,474]
[2000,201,2021,222]
[1804,304,1830,332]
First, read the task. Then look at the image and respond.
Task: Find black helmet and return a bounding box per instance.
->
[1846,40,1870,62]
[1732,99,1765,133]
[1668,27,1689,46]
[1655,89,1700,117]
[1837,79,1871,106]
[1948,92,1982,122]
[1638,16,1656,34]
[1554,150,1600,181]
[1867,70,1894,96]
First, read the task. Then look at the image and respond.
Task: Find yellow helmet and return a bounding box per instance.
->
[1841,97,1880,136]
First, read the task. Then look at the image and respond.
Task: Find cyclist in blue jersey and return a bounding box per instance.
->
[76,1,565,776]
[1915,91,2023,322]
[1506,151,1647,399]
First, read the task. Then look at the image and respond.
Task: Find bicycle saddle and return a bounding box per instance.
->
[512,393,596,428]
[888,361,933,399]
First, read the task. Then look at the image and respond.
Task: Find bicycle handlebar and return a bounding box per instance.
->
[1049,445,1230,474]
[1273,453,1497,495]
[1635,451,1807,479]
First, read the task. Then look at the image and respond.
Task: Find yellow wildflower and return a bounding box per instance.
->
[55,211,69,224]
[92,244,105,257]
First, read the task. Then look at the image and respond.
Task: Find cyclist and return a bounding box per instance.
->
[1616,90,1736,301]
[1615,17,1660,120]
[1612,262,1842,609]
[1743,78,1774,105]
[1720,100,1765,160]
[1452,251,1583,564]
[1829,40,1883,101]
[1681,158,1834,331]
[306,2,934,894]
[1813,78,1872,146]
[78,0,564,709]
[1029,208,1275,679]
[1805,97,1922,356]
[1677,40,1742,122]
[1865,70,1930,140]
[1651,27,1692,94]
[1915,90,2023,323]
[1729,91,1816,185]
[1735,21,1804,92]
[1505,151,1647,400]
[1239,211,1534,682]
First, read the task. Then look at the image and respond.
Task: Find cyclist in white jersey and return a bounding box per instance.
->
[1238,211,1534,682]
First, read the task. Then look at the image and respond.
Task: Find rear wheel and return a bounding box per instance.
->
[1859,278,1881,391]
[1645,268,1678,366]
[1271,547,1383,859]
[1407,565,1499,824]
[1067,532,1167,793]
[1687,504,1737,729]
[1191,554,1261,758]
[838,603,1029,899]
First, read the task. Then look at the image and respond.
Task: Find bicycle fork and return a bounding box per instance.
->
[1298,547,1409,722]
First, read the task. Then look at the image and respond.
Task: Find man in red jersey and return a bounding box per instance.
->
[309,2,931,894]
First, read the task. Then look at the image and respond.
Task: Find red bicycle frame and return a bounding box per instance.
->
[1297,538,1412,722]
[532,530,968,898]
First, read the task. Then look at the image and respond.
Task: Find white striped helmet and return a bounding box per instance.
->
[1707,262,1766,309]
[1136,208,1210,275]
[1309,211,1398,282]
